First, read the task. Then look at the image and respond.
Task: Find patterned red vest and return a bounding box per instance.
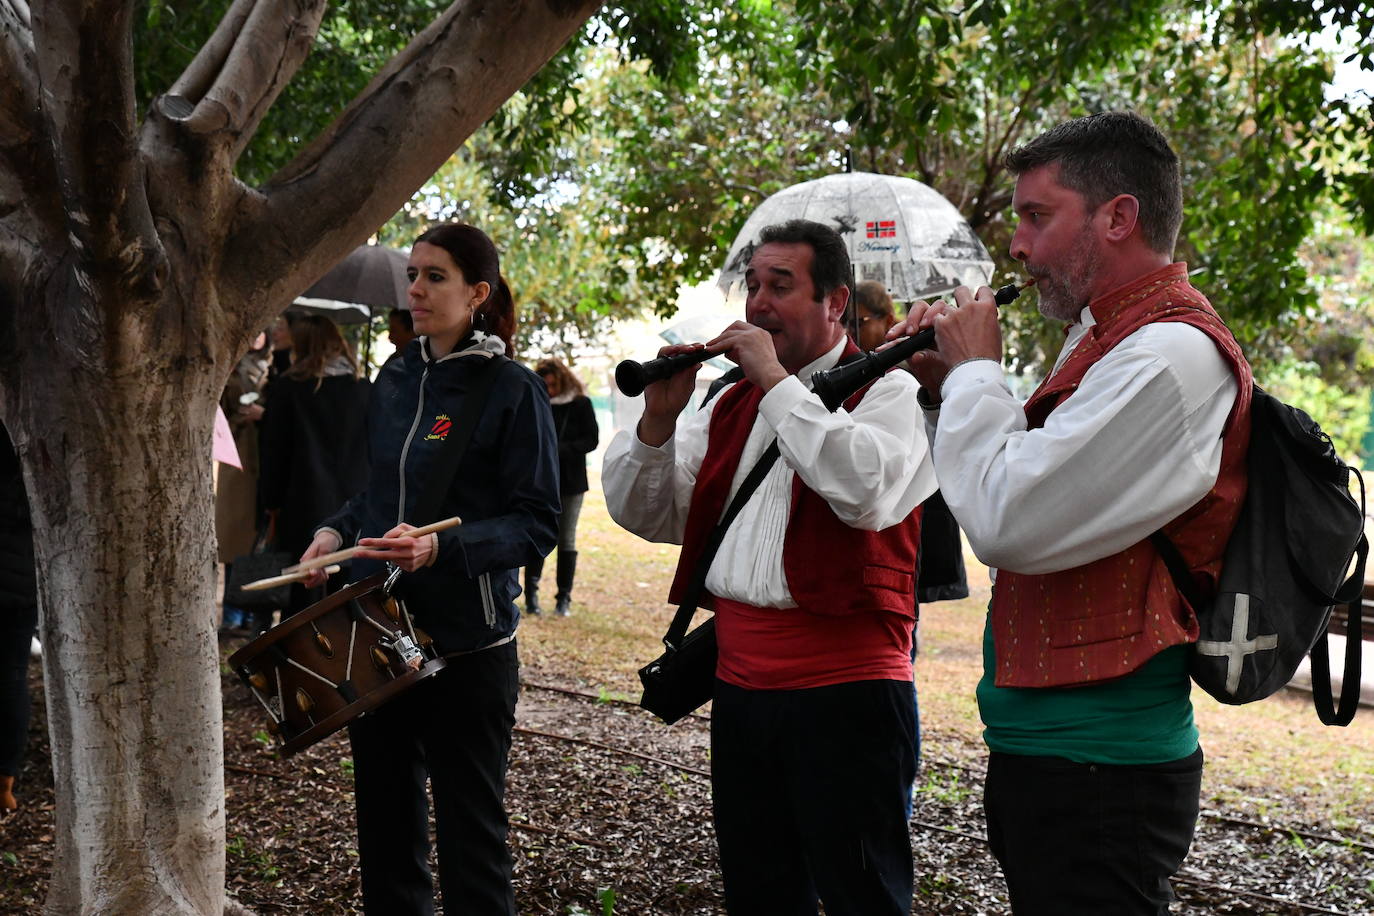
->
[667,349,922,621]
[991,263,1253,688]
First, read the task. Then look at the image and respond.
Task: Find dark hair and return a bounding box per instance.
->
[388,307,414,333]
[283,314,359,385]
[850,280,894,318]
[534,357,586,397]
[1004,111,1183,255]
[414,223,516,356]
[756,219,853,301]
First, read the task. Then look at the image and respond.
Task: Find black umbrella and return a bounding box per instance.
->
[293,243,409,324]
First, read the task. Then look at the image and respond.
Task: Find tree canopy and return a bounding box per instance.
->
[130,0,1373,380]
[382,1,1374,388]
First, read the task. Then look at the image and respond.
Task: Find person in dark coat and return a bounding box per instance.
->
[258,314,371,621]
[382,307,416,368]
[216,333,271,632]
[525,357,598,616]
[297,223,559,915]
[0,421,37,815]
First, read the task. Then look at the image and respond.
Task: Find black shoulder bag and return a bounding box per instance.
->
[638,440,781,725]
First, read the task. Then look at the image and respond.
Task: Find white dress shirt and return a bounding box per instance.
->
[604,338,939,608]
[928,306,1239,576]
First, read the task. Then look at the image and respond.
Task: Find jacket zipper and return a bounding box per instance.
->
[397,364,431,525]
[479,573,496,626]
[399,349,496,628]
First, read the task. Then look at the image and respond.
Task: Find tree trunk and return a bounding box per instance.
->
[20,324,228,914]
[2,1,603,910]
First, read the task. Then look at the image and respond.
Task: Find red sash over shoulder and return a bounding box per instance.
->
[991,263,1253,688]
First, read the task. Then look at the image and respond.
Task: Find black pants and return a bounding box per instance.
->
[711,678,916,916]
[0,612,36,778]
[348,639,519,915]
[984,746,1204,915]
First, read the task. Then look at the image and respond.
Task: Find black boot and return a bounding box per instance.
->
[554,550,577,617]
[524,558,544,616]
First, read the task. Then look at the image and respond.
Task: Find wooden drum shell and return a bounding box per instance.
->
[228,573,446,756]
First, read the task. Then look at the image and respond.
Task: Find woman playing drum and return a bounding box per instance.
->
[298,223,559,914]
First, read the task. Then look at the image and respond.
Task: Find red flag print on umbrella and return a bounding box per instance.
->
[866,220,896,239]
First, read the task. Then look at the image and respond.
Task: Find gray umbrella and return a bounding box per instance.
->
[292,243,409,324]
[717,171,995,303]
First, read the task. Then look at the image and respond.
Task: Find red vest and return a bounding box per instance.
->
[991,264,1253,688]
[666,354,923,689]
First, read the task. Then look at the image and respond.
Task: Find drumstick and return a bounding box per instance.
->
[281,515,463,575]
[240,565,342,592]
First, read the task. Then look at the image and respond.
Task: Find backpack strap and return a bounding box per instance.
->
[1308,533,1367,726]
[1150,531,1202,609]
[662,440,781,651]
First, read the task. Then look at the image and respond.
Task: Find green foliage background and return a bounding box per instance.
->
[131,0,1374,459]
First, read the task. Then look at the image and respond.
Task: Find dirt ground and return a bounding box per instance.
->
[3,485,1373,913]
[2,650,1372,914]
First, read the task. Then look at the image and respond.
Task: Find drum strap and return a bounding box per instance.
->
[441,633,515,660]
[411,354,511,528]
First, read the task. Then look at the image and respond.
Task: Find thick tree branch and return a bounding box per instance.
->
[224,0,602,319]
[165,0,256,104]
[1,0,63,333]
[162,0,326,162]
[1,0,45,186]
[30,0,166,302]
[1,0,38,143]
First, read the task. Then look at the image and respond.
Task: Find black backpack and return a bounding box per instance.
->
[1154,384,1368,726]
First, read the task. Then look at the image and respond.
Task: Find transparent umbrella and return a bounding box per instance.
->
[660,314,736,372]
[717,172,995,303]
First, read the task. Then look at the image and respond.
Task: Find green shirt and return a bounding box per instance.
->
[977,612,1199,765]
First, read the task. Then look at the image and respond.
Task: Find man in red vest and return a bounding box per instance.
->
[891,111,1253,913]
[604,219,937,915]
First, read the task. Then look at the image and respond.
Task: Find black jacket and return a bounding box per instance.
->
[0,423,36,616]
[258,373,372,558]
[320,335,560,652]
[551,395,598,495]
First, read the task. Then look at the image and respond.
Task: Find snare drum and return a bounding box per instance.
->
[228,572,446,756]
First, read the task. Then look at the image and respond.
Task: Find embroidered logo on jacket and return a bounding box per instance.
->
[425,414,452,441]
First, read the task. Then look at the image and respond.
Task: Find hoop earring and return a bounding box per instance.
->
[472,308,488,333]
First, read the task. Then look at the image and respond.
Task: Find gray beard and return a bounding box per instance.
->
[1036,279,1087,322]
[1033,225,1101,323]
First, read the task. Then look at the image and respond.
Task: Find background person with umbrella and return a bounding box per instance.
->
[258,314,372,621]
[295,242,411,374]
[844,279,898,351]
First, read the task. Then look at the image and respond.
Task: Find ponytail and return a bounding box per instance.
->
[479,276,516,357]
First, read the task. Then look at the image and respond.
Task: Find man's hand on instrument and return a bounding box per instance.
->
[354,523,436,573]
[709,321,788,392]
[638,344,703,447]
[887,285,1002,399]
[299,529,342,588]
